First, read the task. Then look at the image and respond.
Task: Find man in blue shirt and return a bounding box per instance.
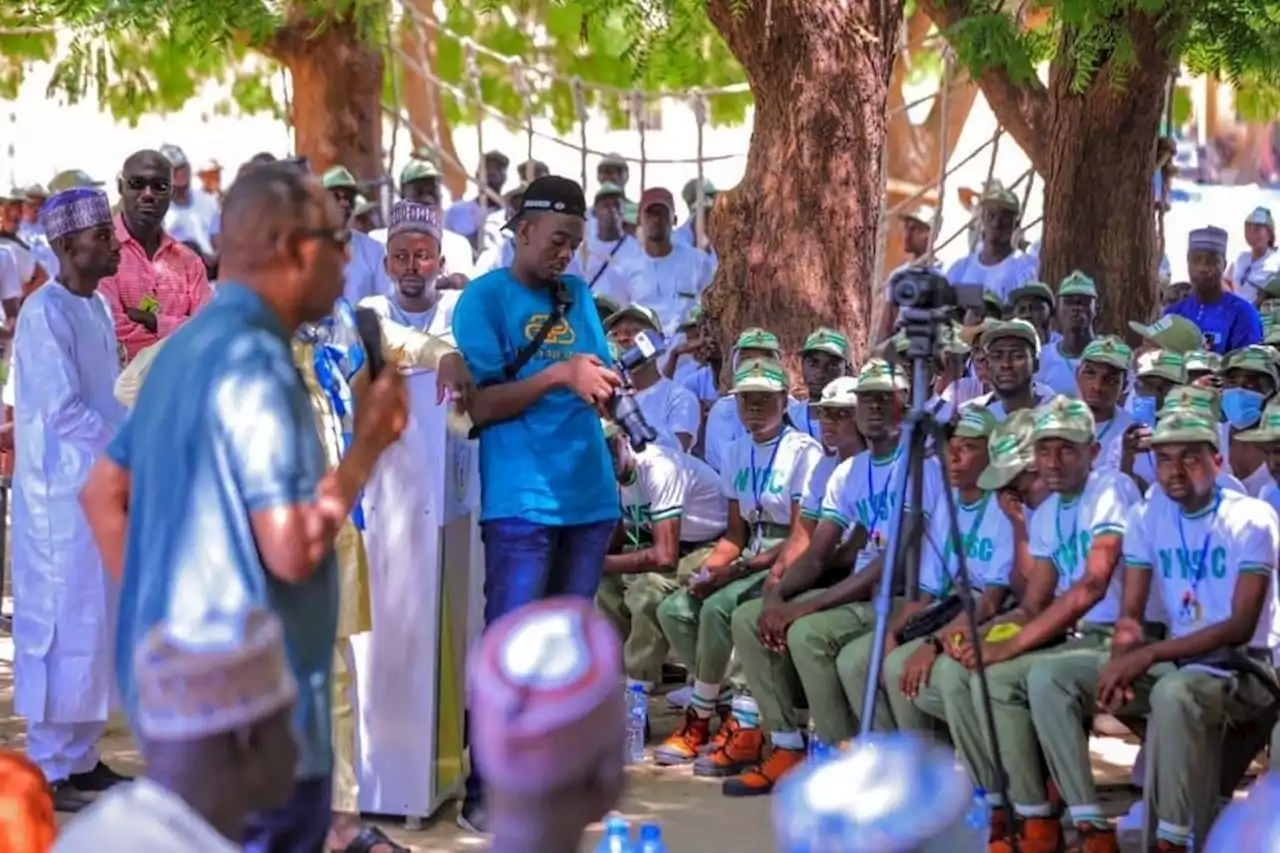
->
[79,162,408,851]
[1165,225,1263,353]
[453,175,623,832]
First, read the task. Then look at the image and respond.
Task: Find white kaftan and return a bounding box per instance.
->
[11,282,124,729]
[54,778,241,853]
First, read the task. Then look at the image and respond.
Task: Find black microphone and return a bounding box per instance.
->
[355,307,386,378]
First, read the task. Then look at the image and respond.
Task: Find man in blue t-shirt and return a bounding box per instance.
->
[1165,224,1263,353]
[453,175,623,833]
[79,163,408,851]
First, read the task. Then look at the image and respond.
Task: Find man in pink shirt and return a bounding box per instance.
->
[99,149,212,362]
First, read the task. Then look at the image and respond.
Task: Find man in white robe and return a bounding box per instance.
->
[627,187,716,336]
[368,158,476,288]
[362,200,459,344]
[11,188,129,811]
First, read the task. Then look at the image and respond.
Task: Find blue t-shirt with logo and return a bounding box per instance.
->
[1165,292,1262,354]
[454,269,620,525]
[107,283,338,780]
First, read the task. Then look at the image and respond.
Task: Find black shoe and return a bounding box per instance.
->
[50,779,93,813]
[456,799,488,834]
[69,762,132,793]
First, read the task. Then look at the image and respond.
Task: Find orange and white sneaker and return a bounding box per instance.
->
[703,708,739,755]
[720,746,805,797]
[693,725,763,778]
[653,709,712,766]
[989,816,1062,853]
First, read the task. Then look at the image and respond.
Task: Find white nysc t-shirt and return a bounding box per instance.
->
[719,429,823,544]
[1091,407,1134,472]
[917,489,1015,598]
[1229,247,1280,305]
[1124,487,1278,647]
[635,377,701,452]
[621,442,728,544]
[944,250,1039,304]
[1028,468,1141,625]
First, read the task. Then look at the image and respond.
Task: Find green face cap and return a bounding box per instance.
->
[399,158,441,186]
[593,293,622,317]
[321,165,358,190]
[801,327,852,361]
[976,409,1036,491]
[48,169,104,193]
[983,290,1005,312]
[677,303,704,330]
[1223,345,1280,385]
[1148,411,1220,450]
[1235,398,1280,444]
[855,358,909,394]
[982,319,1041,358]
[1184,350,1222,375]
[623,200,639,225]
[1079,335,1133,373]
[1135,349,1188,385]
[1127,315,1203,355]
[681,177,718,209]
[815,376,859,408]
[604,304,662,334]
[1159,384,1221,421]
[595,182,626,202]
[954,407,998,440]
[979,181,1021,214]
[1007,280,1055,308]
[1057,271,1099,299]
[940,321,971,356]
[732,357,789,394]
[734,328,782,357]
[1031,395,1096,445]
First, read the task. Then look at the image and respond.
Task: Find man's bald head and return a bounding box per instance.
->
[123,149,171,174]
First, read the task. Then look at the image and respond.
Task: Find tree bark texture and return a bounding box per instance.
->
[397,0,468,200]
[920,2,1180,337]
[266,10,385,182]
[704,0,905,372]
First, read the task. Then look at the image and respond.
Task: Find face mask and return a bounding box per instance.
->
[1222,387,1266,430]
[1130,394,1159,429]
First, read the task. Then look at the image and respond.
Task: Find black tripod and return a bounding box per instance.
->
[857,279,1019,851]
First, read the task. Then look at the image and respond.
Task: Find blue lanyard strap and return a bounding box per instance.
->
[1054,495,1081,580]
[750,428,789,522]
[1177,490,1222,598]
[864,447,900,537]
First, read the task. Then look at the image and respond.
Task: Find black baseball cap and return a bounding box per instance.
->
[503,175,587,230]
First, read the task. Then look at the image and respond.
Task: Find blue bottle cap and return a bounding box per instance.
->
[639,823,661,840]
[604,815,629,833]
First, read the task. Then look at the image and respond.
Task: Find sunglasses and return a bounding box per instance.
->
[124,177,173,194]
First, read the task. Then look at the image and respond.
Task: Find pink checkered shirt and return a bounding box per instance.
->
[98,214,212,361]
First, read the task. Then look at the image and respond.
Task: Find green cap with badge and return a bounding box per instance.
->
[48,169,104,193]
[855,358,909,394]
[1184,350,1222,375]
[1148,410,1221,450]
[321,165,358,190]
[976,409,1037,490]
[681,177,718,210]
[1128,315,1203,355]
[1031,395,1096,445]
[1159,384,1221,421]
[399,158,441,186]
[677,304,703,330]
[1235,398,1280,444]
[1058,271,1099,299]
[801,327,851,361]
[604,303,662,334]
[940,321,971,356]
[982,319,1041,357]
[954,407,998,440]
[1222,345,1280,384]
[1007,280,1055,308]
[595,182,626,202]
[734,328,783,357]
[1135,349,1187,385]
[1079,335,1133,373]
[814,376,858,408]
[593,293,622,317]
[732,357,789,394]
[979,180,1020,214]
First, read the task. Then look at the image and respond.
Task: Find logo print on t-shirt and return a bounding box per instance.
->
[524,314,576,345]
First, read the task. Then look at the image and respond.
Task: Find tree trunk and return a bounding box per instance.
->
[704,0,904,372]
[267,11,385,181]
[398,0,468,200]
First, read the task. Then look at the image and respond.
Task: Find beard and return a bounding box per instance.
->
[396,272,438,301]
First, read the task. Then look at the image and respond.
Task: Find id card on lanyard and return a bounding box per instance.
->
[863,450,899,559]
[748,430,788,550]
[1177,491,1221,627]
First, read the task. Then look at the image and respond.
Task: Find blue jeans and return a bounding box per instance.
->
[243,775,332,853]
[463,517,616,807]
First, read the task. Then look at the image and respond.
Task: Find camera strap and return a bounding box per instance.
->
[501,281,572,382]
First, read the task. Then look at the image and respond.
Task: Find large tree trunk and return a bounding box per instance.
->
[267,10,385,181]
[398,0,468,199]
[704,0,904,374]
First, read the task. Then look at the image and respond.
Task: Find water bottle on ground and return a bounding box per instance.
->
[806,719,827,764]
[637,822,667,853]
[626,683,648,764]
[966,787,991,851]
[596,815,634,853]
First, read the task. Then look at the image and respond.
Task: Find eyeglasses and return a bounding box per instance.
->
[124,177,172,194]
[294,226,352,248]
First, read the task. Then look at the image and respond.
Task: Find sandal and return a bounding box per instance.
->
[341,825,410,853]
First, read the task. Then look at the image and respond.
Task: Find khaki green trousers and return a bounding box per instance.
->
[596,547,711,684]
[833,598,907,735]
[1028,646,1276,830]
[657,570,768,686]
[732,594,879,742]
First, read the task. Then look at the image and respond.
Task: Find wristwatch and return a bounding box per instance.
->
[925,635,944,653]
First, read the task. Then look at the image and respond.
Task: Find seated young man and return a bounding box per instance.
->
[1143,385,1248,498]
[1028,411,1278,853]
[787,327,852,442]
[964,320,1054,421]
[718,360,944,795]
[654,358,823,767]
[1124,349,1187,493]
[596,422,728,694]
[604,303,701,452]
[702,328,786,472]
[1219,344,1279,496]
[1074,336,1134,471]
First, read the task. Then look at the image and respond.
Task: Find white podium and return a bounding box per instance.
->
[349,369,485,822]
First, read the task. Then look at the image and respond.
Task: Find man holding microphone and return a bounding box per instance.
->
[453,175,622,833]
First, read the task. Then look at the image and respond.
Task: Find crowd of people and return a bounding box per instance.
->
[0,135,1279,853]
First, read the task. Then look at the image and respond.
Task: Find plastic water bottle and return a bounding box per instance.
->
[626,684,648,764]
[595,816,634,853]
[806,719,828,764]
[966,787,992,851]
[637,823,667,853]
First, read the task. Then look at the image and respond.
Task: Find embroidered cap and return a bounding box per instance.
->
[1007,280,1055,308]
[386,200,442,242]
[1079,335,1133,373]
[351,194,378,219]
[599,151,628,169]
[1057,270,1099,299]
[1031,395,1096,445]
[814,376,858,409]
[677,303,704,330]
[954,407,998,440]
[1246,206,1275,229]
[159,143,188,168]
[1148,411,1220,450]
[321,165,358,190]
[1135,349,1188,385]
[1223,345,1280,384]
[39,188,113,241]
[1235,398,1280,444]
[503,175,587,230]
[1184,349,1223,375]
[681,177,718,210]
[1159,384,1221,421]
[982,319,1041,358]
[732,357,789,394]
[976,409,1036,490]
[734,327,783,357]
[1188,225,1229,256]
[48,169,104,193]
[399,157,441,186]
[595,182,626,202]
[802,327,852,361]
[897,203,937,226]
[979,180,1020,214]
[1128,315,1203,355]
[605,303,662,334]
[855,358,908,394]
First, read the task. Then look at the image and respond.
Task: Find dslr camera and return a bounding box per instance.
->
[608,330,663,451]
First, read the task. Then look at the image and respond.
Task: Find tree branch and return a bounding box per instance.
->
[917,0,1050,173]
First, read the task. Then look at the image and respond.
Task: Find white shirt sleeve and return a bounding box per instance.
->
[666,383,701,443]
[719,440,739,501]
[1084,471,1136,539]
[1028,497,1057,561]
[1232,504,1280,578]
[787,438,823,506]
[640,448,687,523]
[1121,501,1155,570]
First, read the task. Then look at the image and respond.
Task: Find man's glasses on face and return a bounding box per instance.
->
[124,177,173,195]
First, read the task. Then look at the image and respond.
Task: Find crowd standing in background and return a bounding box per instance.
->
[0,139,1277,853]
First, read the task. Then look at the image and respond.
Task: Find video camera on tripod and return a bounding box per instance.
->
[889,266,987,359]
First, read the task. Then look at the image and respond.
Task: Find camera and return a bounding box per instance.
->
[890,266,986,312]
[609,330,663,451]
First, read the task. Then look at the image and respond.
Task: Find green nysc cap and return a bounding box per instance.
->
[1058,270,1099,300]
[939,321,971,356]
[604,303,662,334]
[1135,349,1188,385]
[855,358,909,394]
[1235,398,1280,444]
[399,158,441,186]
[732,357,789,394]
[801,327,852,361]
[1031,395,1096,445]
[322,165,358,190]
[1159,384,1221,421]
[677,303,704,331]
[1148,411,1221,450]
[1128,315,1203,355]
[1184,350,1222,375]
[1079,335,1133,373]
[982,319,1042,358]
[976,409,1037,491]
[814,376,858,408]
[954,407,998,440]
[594,293,622,317]
[595,181,626,202]
[734,328,783,358]
[48,169,104,193]
[1007,280,1055,308]
[1223,344,1280,385]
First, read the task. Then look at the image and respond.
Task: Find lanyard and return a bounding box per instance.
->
[1054,495,1082,581]
[750,428,789,528]
[1177,490,1222,600]
[938,490,990,592]
[1096,415,1117,444]
[864,448,900,538]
